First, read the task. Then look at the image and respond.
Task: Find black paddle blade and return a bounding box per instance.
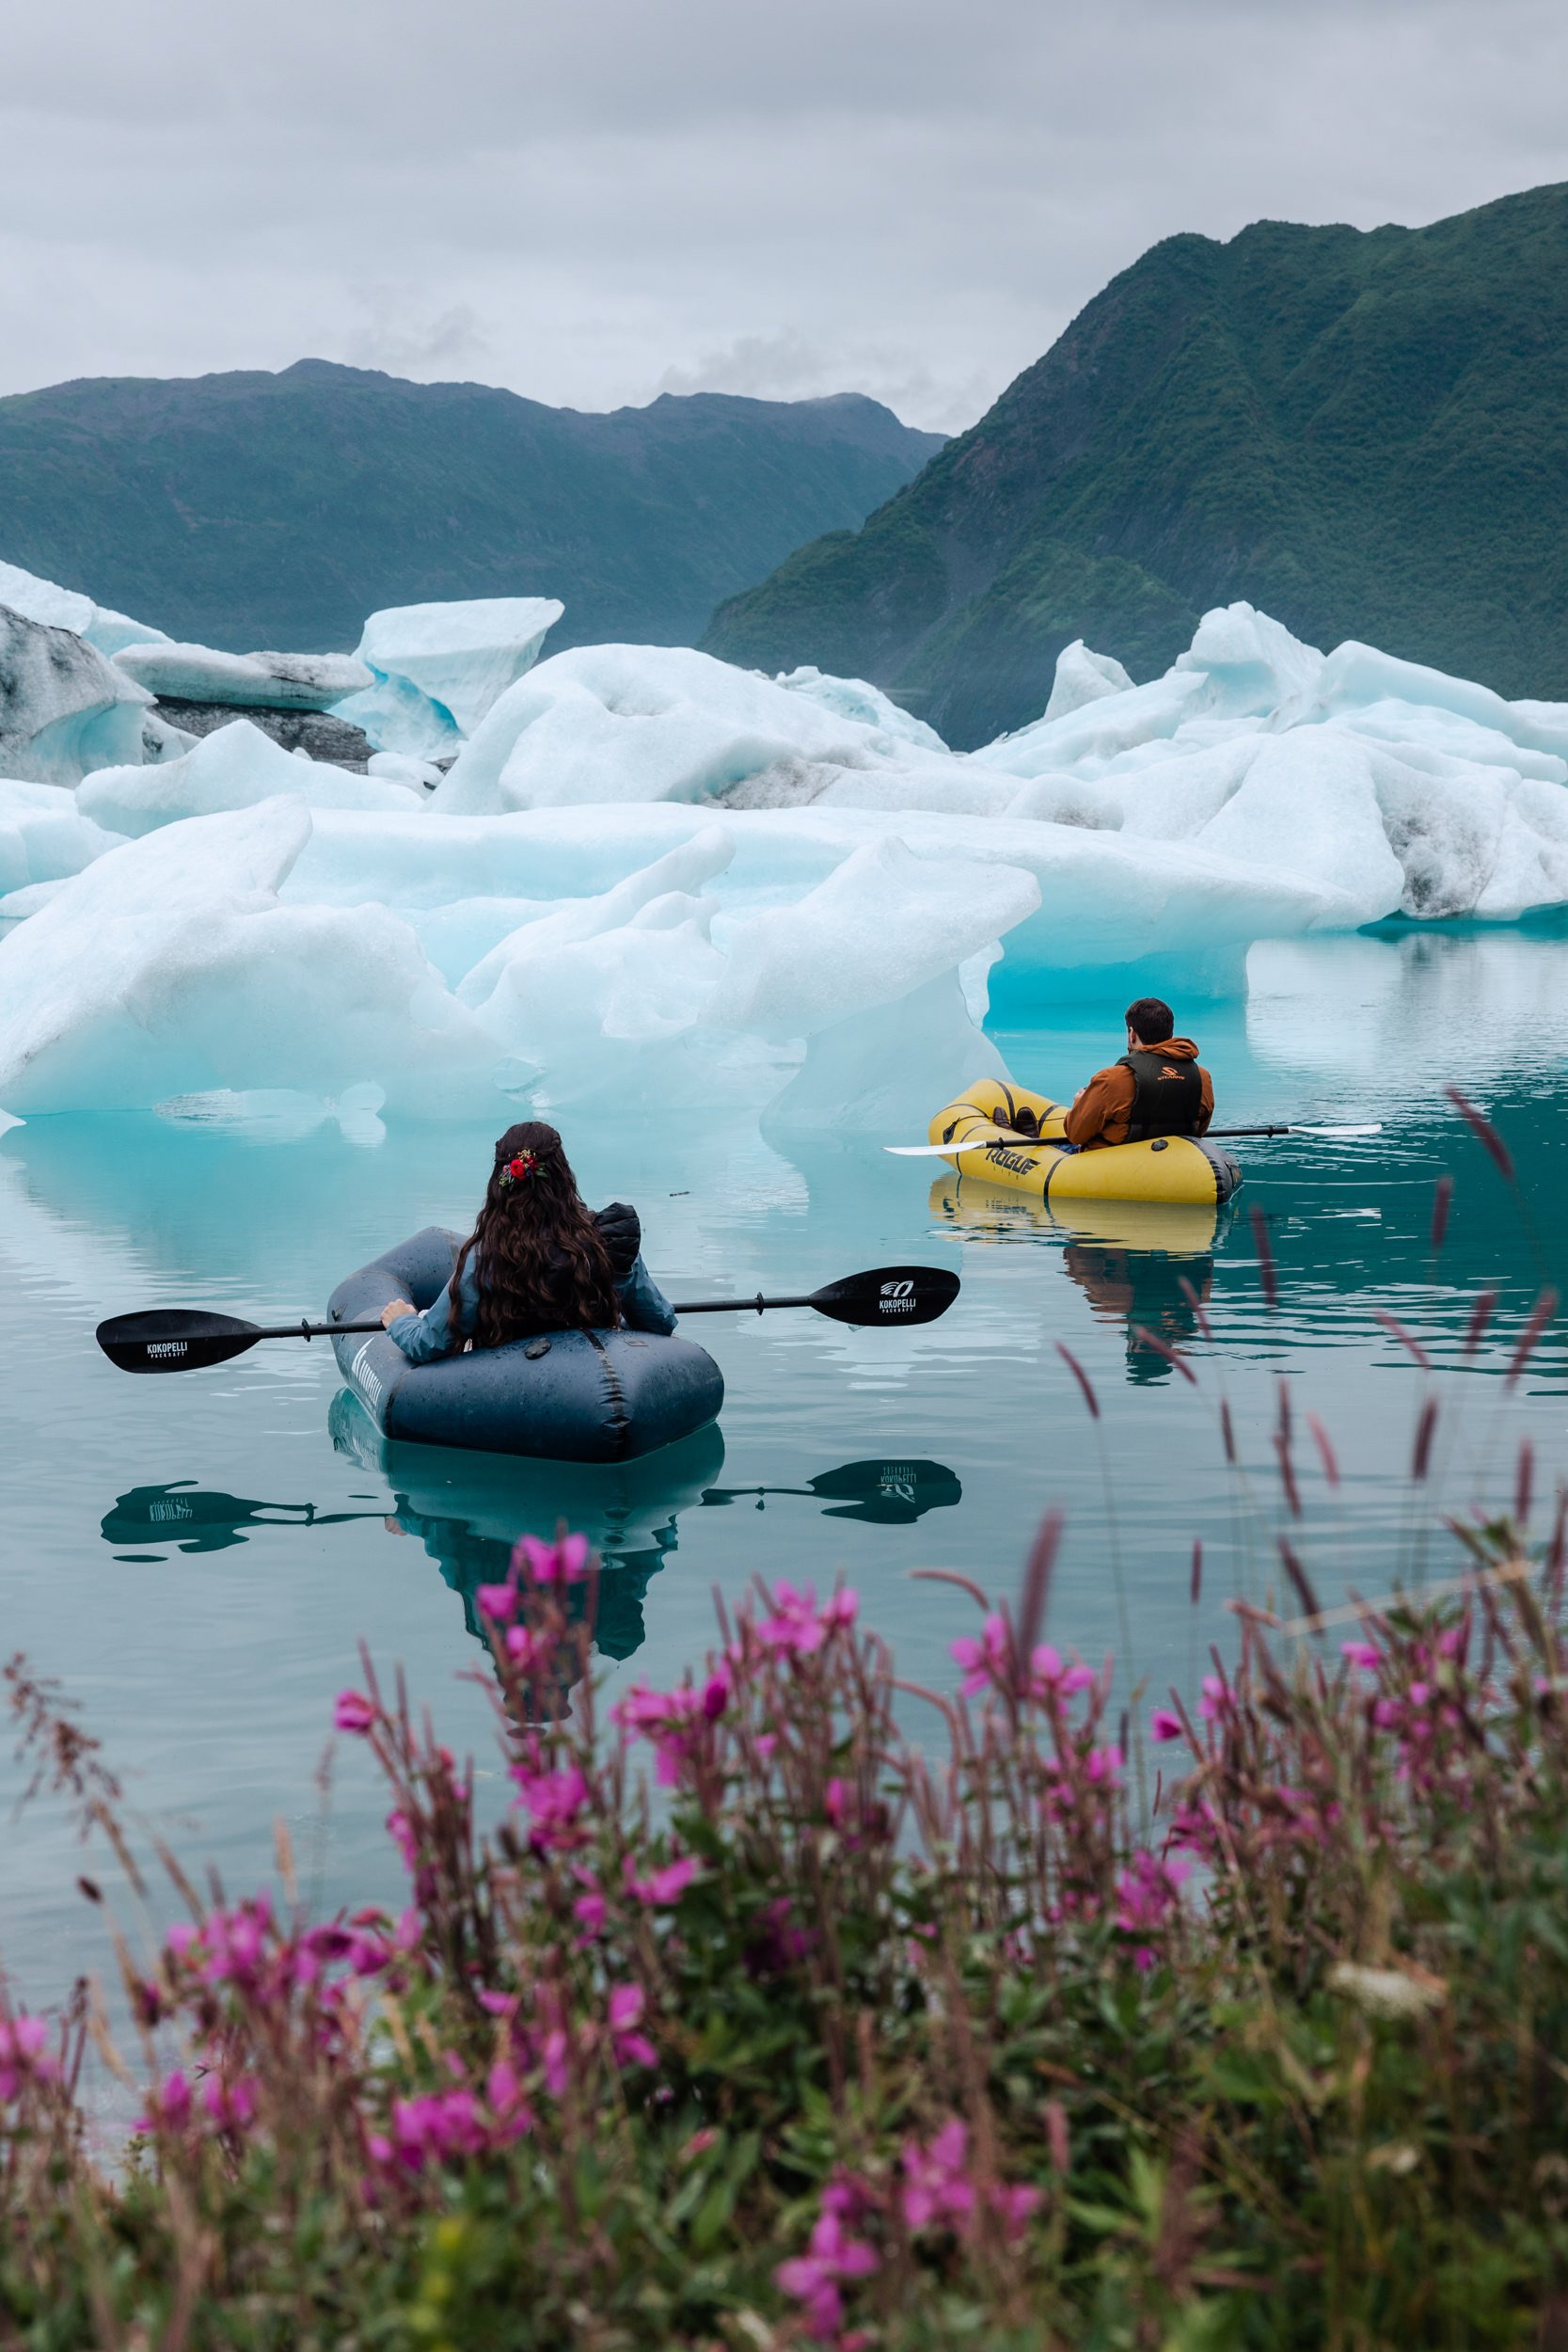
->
[96,1310,263,1375]
[807,1265,960,1328]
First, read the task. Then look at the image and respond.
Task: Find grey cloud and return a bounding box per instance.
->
[2,0,1567,432]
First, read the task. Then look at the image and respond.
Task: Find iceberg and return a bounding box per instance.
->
[349,596,565,743]
[113,643,372,710]
[436,644,883,816]
[0,567,1566,1129]
[0,799,492,1115]
[0,605,152,785]
[0,560,168,658]
[1040,640,1135,723]
[775,666,947,750]
[77,719,426,837]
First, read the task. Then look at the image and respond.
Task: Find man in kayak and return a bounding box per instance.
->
[1061,998,1214,1152]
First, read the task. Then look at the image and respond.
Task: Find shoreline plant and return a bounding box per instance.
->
[5,1491,1568,2349]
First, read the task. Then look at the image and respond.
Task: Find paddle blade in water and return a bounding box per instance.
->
[96,1311,262,1375]
[807,1265,960,1327]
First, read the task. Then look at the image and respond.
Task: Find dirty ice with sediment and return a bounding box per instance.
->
[2,570,1567,1135]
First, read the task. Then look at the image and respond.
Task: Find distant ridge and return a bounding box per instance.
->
[703,183,1568,745]
[0,360,943,653]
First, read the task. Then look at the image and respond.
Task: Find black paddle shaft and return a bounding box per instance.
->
[671,1265,959,1329]
[96,1264,960,1374]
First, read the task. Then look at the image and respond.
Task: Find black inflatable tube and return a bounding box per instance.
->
[327,1227,724,1464]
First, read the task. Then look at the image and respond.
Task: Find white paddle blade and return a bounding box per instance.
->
[886,1141,986,1156]
[1293,1122,1384,1137]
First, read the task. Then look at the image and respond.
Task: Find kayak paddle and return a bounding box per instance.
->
[95,1265,960,1375]
[886,1121,1381,1156]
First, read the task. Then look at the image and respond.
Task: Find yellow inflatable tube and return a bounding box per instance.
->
[927,1079,1243,1208]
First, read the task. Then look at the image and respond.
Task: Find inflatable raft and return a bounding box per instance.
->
[928,1080,1242,1208]
[327,1228,724,1464]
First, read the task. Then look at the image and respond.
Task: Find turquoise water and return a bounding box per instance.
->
[3,926,1566,2008]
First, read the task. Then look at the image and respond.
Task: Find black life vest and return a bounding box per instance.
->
[1117,1049,1205,1141]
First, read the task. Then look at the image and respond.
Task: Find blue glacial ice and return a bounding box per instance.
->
[333,596,566,757]
[3,577,1568,1125]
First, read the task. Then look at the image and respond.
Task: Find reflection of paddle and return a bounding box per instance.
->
[96,1264,961,1375]
[888,1122,1381,1156]
[702,1457,962,1525]
[100,1482,384,1554]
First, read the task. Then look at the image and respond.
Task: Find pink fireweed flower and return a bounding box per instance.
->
[775,2184,879,2341]
[624,1852,697,1906]
[1197,1673,1231,1723]
[758,1580,858,1657]
[901,2117,975,2232]
[138,2069,193,2134]
[1149,1707,1184,1743]
[572,1871,608,1938]
[510,1763,592,1851]
[1030,1643,1096,1697]
[476,1581,518,1622]
[333,1690,376,1735]
[702,1670,730,1719]
[950,1613,1009,1695]
[992,2181,1042,2242]
[513,1531,591,1583]
[608,1982,657,2070]
[200,2073,258,2132]
[503,1623,549,1669]
[1342,1641,1382,1672]
[0,2013,55,2102]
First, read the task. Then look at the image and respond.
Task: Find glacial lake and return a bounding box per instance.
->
[3,923,1566,2010]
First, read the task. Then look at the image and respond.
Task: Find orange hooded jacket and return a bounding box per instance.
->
[1061,1037,1214,1151]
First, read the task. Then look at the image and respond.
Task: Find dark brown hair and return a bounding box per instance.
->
[1124,996,1176,1044]
[451,1122,622,1346]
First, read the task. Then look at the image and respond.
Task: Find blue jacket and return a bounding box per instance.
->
[387,1205,676,1367]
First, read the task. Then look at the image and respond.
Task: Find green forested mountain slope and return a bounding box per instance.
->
[703,183,1568,746]
[0,361,942,652]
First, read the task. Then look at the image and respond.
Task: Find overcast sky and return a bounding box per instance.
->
[4,0,1567,433]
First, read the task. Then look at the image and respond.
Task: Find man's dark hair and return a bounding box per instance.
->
[1124,996,1175,1044]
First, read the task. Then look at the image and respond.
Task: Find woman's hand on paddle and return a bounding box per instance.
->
[381,1298,415,1328]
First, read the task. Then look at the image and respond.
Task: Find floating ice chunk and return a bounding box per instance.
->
[1041,640,1135,723]
[331,671,463,762]
[354,596,564,737]
[764,968,1011,1136]
[0,798,492,1116]
[1173,602,1325,719]
[436,644,883,816]
[775,665,947,750]
[459,829,736,1011]
[113,642,372,710]
[974,670,1209,778]
[0,561,168,657]
[0,779,124,898]
[0,606,152,785]
[1191,728,1403,924]
[1336,699,1568,784]
[1296,641,1568,761]
[77,719,423,837]
[718,834,1039,1037]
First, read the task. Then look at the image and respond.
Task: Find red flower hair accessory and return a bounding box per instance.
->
[499,1150,538,1187]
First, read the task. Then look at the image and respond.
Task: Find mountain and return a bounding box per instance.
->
[703,183,1568,747]
[0,361,943,653]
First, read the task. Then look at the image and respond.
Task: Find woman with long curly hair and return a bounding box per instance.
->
[379,1121,675,1361]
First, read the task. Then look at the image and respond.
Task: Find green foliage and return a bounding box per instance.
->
[704,182,1568,744]
[0,365,942,654]
[6,1526,1568,2346]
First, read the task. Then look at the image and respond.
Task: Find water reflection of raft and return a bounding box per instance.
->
[327,1227,724,1464]
[929,1081,1243,1208]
